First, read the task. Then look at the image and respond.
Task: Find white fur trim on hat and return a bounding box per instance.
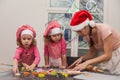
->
[21,29,33,38]
[49,28,62,35]
[71,18,95,31]
[71,18,89,31]
[89,20,95,27]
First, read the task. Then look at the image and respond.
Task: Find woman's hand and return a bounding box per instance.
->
[68,57,83,69]
[72,61,89,71]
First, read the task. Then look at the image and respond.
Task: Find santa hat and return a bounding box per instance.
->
[21,29,34,37]
[70,10,95,31]
[16,24,36,41]
[44,21,62,37]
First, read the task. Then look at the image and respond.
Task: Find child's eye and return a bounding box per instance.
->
[52,35,56,37]
[28,38,32,40]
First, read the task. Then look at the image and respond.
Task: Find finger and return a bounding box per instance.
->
[16,69,19,73]
[72,67,77,71]
[76,61,80,66]
[73,67,79,71]
[68,64,74,69]
[68,61,77,69]
[13,70,16,74]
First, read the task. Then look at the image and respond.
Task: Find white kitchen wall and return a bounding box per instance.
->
[0,0,47,66]
[0,0,120,66]
[104,0,120,31]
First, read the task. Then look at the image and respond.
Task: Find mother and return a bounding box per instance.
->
[68,10,120,74]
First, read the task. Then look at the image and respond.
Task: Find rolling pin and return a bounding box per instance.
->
[86,65,104,73]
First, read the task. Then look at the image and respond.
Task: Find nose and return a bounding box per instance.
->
[25,39,29,42]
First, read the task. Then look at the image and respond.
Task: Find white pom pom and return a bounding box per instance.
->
[89,20,95,27]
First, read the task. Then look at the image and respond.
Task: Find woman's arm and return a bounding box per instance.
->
[68,47,97,69]
[72,34,113,71]
[86,34,112,65]
[82,46,97,61]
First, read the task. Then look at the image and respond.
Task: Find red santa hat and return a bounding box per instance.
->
[16,24,36,41]
[44,21,62,37]
[70,10,95,31]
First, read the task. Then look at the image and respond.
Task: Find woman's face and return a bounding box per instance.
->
[50,33,62,42]
[76,25,89,36]
[20,34,33,49]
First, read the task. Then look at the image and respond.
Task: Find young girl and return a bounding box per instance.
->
[13,24,40,74]
[43,21,67,69]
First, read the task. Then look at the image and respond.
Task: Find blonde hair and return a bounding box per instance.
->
[16,38,37,47]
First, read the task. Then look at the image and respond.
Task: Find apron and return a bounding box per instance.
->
[98,47,120,74]
[49,57,62,67]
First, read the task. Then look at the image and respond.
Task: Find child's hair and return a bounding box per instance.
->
[43,21,63,45]
[16,24,36,47]
[44,34,63,45]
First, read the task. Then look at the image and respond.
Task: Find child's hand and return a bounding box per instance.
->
[22,63,31,71]
[30,63,36,70]
[59,65,66,69]
[25,65,31,71]
[43,65,50,68]
[13,65,19,73]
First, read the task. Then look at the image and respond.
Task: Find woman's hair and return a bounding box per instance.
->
[44,34,63,45]
[89,25,94,47]
[16,38,36,47]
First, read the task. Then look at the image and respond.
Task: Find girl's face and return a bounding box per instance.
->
[50,33,62,42]
[20,34,33,49]
[76,25,89,36]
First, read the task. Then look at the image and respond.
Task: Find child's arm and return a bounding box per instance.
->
[44,45,50,68]
[13,48,22,73]
[33,46,40,65]
[60,54,67,68]
[44,55,50,68]
[60,39,67,68]
[13,59,19,73]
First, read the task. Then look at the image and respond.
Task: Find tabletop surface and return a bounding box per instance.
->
[0,68,79,80]
[0,72,78,80]
[0,66,120,80]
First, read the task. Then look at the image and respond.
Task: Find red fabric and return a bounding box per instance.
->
[16,24,36,41]
[44,38,66,59]
[70,10,93,26]
[44,21,61,37]
[14,46,40,65]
